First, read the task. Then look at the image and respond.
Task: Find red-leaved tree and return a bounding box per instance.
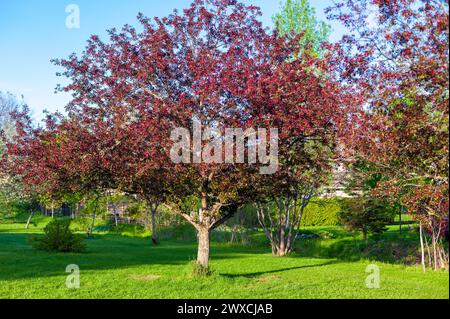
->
[329,0,449,270]
[7,0,352,269]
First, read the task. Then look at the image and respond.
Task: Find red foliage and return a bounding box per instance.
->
[329,0,449,224]
[5,0,353,266]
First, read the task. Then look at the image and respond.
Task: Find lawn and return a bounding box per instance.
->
[0,220,448,299]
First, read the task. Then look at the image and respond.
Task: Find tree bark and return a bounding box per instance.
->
[432,222,438,270]
[171,199,237,271]
[197,226,211,268]
[419,221,426,272]
[87,198,99,238]
[114,212,118,227]
[278,210,287,256]
[256,193,311,257]
[25,210,34,229]
[150,206,158,245]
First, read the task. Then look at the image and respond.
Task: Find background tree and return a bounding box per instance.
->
[0,92,19,143]
[253,0,352,257]
[121,171,170,245]
[273,0,331,57]
[329,0,449,270]
[0,92,26,215]
[339,196,393,241]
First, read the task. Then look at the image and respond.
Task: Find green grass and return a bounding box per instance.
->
[0,220,448,299]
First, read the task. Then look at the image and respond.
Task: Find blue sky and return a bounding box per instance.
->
[0,0,346,122]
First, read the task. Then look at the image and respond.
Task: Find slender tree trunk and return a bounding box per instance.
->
[278,216,287,256]
[150,207,158,245]
[230,225,238,243]
[25,210,34,229]
[432,224,438,270]
[197,226,211,268]
[419,221,426,272]
[399,209,402,234]
[256,195,310,257]
[424,230,432,267]
[51,204,54,218]
[88,199,99,238]
[271,244,278,255]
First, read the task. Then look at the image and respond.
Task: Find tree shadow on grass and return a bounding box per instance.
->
[0,232,251,282]
[220,260,338,279]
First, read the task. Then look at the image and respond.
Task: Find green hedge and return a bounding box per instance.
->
[301,198,343,227]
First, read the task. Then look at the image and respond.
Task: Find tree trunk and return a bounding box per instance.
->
[197,226,211,268]
[278,219,286,256]
[230,225,238,243]
[150,207,158,245]
[432,225,438,270]
[25,210,34,229]
[271,244,278,256]
[51,204,54,218]
[174,198,237,272]
[275,238,289,256]
[424,230,432,268]
[87,199,98,238]
[276,247,288,256]
[419,221,426,272]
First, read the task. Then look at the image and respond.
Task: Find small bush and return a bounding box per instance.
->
[30,218,86,252]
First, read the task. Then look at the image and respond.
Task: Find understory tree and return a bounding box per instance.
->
[253,0,351,257]
[339,197,393,241]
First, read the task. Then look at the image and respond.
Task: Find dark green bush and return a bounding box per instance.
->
[338,197,394,241]
[30,218,86,252]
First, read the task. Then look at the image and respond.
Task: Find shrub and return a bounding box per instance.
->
[30,218,86,252]
[301,198,342,226]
